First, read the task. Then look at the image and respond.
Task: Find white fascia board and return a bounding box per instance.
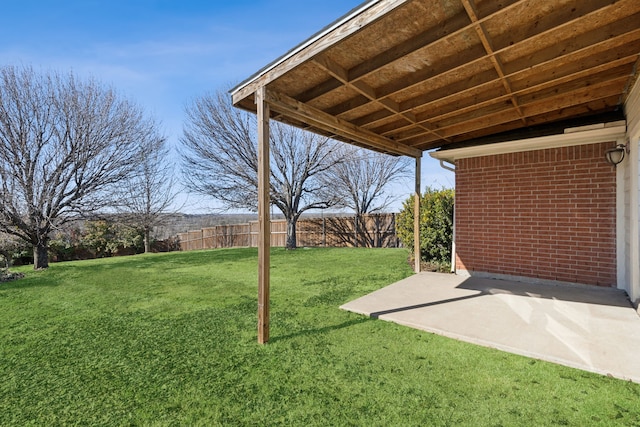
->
[429,122,627,162]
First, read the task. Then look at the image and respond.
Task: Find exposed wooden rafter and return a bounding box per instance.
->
[460,0,526,125]
[231,0,410,105]
[382,60,635,144]
[312,54,449,144]
[263,89,422,157]
[231,0,640,154]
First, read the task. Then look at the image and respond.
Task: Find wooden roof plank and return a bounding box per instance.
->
[346,8,471,83]
[231,0,410,106]
[484,0,620,52]
[299,0,521,104]
[359,35,639,132]
[508,32,640,92]
[418,59,636,126]
[232,0,640,152]
[325,1,640,121]
[461,0,526,123]
[313,53,448,142]
[501,9,640,75]
[435,79,627,139]
[521,79,628,118]
[393,75,627,144]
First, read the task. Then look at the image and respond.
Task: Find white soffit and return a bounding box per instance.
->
[429,121,627,162]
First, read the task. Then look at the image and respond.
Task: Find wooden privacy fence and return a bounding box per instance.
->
[177,214,400,251]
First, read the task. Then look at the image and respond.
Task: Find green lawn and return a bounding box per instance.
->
[1,248,639,426]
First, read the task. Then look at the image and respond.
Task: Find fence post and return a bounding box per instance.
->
[322,215,326,247]
[353,215,358,248]
[392,213,396,247]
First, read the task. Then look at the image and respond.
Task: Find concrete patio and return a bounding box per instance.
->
[340,272,640,383]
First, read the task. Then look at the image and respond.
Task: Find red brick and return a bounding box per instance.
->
[455,141,616,287]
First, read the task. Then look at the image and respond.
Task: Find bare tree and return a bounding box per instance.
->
[321,146,410,246]
[0,65,157,269]
[179,90,342,249]
[324,146,410,214]
[116,134,178,253]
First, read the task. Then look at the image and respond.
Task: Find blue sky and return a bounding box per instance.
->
[1,0,453,212]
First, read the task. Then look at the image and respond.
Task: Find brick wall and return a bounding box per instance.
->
[455,142,617,287]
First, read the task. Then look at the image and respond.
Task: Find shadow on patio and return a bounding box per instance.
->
[341,272,640,383]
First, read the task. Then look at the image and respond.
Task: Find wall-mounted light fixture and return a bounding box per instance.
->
[605,142,629,166]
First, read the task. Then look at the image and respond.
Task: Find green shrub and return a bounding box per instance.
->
[397,187,454,271]
[81,220,144,258]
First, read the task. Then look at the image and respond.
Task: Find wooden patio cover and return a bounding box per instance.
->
[230,0,640,343]
[232,0,640,156]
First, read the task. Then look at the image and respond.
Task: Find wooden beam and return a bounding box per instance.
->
[375,47,636,138]
[519,68,633,105]
[375,43,488,108]
[350,26,639,132]
[382,53,638,139]
[256,87,270,344]
[509,32,640,91]
[231,0,410,106]
[313,55,449,143]
[520,78,629,117]
[297,78,344,103]
[263,89,422,157]
[461,0,526,124]
[487,0,621,53]
[398,67,499,114]
[378,83,505,136]
[414,155,421,273]
[412,99,621,150]
[296,1,520,105]
[324,1,640,126]
[389,66,632,145]
[501,9,640,75]
[325,94,371,117]
[428,79,626,140]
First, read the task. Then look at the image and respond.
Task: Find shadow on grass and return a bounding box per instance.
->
[87,247,259,271]
[0,279,60,291]
[268,316,373,343]
[0,268,65,290]
[1,248,261,291]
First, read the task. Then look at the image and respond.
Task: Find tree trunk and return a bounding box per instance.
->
[285,218,297,250]
[144,227,151,253]
[33,240,49,270]
[0,251,10,269]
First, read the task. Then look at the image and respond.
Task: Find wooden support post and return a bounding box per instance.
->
[256,86,271,344]
[414,155,422,273]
